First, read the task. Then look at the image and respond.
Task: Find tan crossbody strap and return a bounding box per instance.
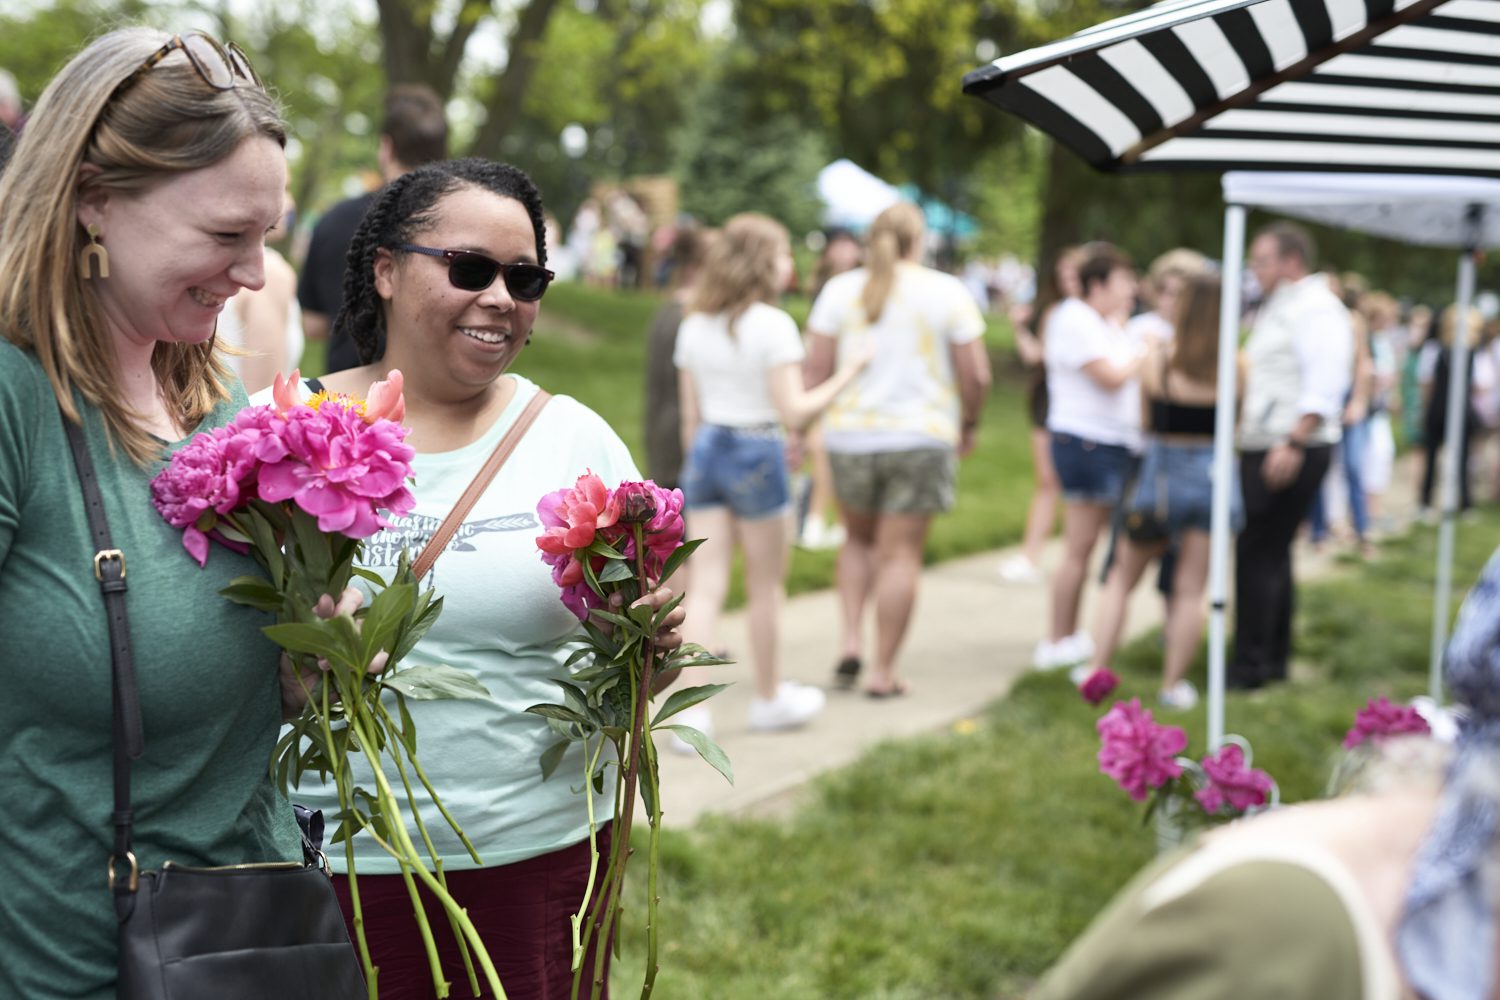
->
[410,390,552,581]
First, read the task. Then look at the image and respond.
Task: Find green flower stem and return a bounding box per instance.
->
[346,710,509,1000]
[574,761,627,1000]
[376,701,480,998]
[315,681,378,999]
[570,735,608,973]
[641,737,663,999]
[399,725,484,866]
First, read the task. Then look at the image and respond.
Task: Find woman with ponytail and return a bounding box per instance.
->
[804,202,991,697]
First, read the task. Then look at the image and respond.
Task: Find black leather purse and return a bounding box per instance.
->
[61,410,367,1000]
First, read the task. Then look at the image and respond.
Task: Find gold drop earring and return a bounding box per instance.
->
[80,224,110,280]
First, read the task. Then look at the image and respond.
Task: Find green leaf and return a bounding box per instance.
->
[263,621,347,663]
[395,693,419,755]
[289,509,333,580]
[241,507,284,585]
[581,554,605,597]
[661,726,734,785]
[391,593,443,664]
[652,683,730,725]
[588,609,646,637]
[360,581,415,667]
[598,560,635,584]
[526,703,591,725]
[352,566,388,587]
[587,538,629,560]
[220,575,284,613]
[539,739,571,781]
[380,663,492,701]
[658,537,703,585]
[650,591,686,631]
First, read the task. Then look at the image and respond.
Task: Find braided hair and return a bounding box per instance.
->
[332,157,548,365]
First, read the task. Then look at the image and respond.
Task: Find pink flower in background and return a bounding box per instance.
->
[1343,696,1432,749]
[1079,668,1120,706]
[1097,699,1187,802]
[1194,743,1274,813]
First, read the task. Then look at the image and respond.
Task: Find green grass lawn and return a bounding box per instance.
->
[600,514,1500,999]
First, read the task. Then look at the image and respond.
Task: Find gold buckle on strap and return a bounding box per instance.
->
[93,549,126,582]
[108,851,139,892]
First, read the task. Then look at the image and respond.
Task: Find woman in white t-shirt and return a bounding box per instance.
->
[804,202,992,697]
[1037,243,1144,671]
[673,213,868,738]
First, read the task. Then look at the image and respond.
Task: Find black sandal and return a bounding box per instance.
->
[834,656,861,690]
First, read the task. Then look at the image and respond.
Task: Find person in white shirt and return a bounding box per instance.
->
[1233,221,1353,689]
[804,202,991,697]
[1035,243,1144,671]
[673,213,868,738]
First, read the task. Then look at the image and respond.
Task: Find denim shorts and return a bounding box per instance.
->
[680,423,790,519]
[1125,439,1244,536]
[1050,432,1134,505]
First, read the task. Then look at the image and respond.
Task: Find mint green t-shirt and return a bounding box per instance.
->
[0,342,301,999]
[276,375,638,874]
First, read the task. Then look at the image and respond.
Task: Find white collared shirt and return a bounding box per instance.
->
[1240,273,1353,450]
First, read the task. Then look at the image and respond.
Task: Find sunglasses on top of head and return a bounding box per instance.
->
[392,244,554,303]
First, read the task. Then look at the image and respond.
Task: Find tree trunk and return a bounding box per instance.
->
[468,0,563,159]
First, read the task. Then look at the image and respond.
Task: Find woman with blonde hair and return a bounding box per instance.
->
[805,201,991,697]
[1079,273,1242,710]
[0,27,360,996]
[673,212,869,737]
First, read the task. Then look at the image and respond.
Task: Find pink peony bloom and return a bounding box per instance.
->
[1079,668,1120,706]
[151,428,250,566]
[363,369,406,425]
[1194,743,1274,814]
[256,402,415,538]
[1343,696,1432,749]
[536,470,622,556]
[1096,698,1187,802]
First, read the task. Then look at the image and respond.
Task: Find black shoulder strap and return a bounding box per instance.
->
[304,377,326,395]
[60,408,143,908]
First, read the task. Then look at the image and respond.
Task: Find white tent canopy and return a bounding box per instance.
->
[1223,172,1500,245]
[816,159,902,231]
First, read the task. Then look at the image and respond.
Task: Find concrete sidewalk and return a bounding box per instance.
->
[652,534,1340,829]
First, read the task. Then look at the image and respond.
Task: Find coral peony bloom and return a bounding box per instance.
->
[536,471,623,556]
[1343,696,1432,749]
[1096,698,1187,802]
[1194,743,1274,814]
[363,369,406,425]
[1079,668,1120,706]
[271,368,303,414]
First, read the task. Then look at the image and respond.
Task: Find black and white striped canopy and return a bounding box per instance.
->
[962,0,1500,177]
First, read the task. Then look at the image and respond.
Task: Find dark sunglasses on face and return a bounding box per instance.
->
[393,244,554,302]
[115,31,263,100]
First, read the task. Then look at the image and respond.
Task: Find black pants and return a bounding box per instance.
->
[1231,445,1332,688]
[1420,421,1474,511]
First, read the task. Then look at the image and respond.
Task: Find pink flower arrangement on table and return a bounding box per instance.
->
[1343,695,1432,749]
[151,369,507,999]
[531,471,726,1000]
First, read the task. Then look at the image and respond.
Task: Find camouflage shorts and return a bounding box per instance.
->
[828,448,957,515]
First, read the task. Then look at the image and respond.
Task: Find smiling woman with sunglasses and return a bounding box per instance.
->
[272,157,685,998]
[0,26,357,999]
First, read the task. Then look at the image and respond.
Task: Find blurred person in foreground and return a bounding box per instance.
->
[297,83,448,371]
[1036,542,1500,1000]
[1231,222,1351,690]
[805,202,990,696]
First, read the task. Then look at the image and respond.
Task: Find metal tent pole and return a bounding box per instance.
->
[1208,203,1246,750]
[1429,204,1484,701]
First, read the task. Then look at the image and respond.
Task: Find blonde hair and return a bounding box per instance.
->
[1146,248,1209,302]
[686,213,786,336]
[0,27,286,465]
[861,202,924,324]
[1441,305,1483,348]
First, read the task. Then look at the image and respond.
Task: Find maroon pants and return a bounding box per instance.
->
[333,825,613,1000]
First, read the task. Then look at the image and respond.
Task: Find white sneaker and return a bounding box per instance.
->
[1068,663,1094,686]
[1158,680,1199,711]
[667,705,715,755]
[798,519,847,550]
[998,555,1044,584]
[1066,631,1095,662]
[747,681,826,731]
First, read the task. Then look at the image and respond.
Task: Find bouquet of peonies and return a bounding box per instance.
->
[1094,698,1277,844]
[151,370,505,1000]
[531,471,729,1000]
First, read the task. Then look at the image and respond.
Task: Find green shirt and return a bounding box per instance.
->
[0,342,300,999]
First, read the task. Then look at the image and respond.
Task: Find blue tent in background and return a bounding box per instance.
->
[896,184,979,241]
